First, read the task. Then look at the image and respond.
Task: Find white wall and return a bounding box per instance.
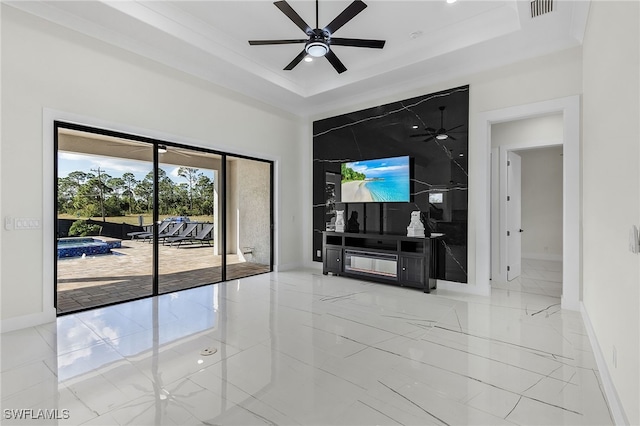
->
[0,6,304,326]
[519,147,563,259]
[582,1,640,424]
[491,114,563,149]
[307,46,583,295]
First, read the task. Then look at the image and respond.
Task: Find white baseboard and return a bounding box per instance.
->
[580,302,629,425]
[522,253,563,262]
[1,308,57,334]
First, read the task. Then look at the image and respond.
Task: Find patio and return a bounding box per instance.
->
[56,239,270,314]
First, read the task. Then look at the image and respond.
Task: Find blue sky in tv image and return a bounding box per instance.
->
[343,156,410,203]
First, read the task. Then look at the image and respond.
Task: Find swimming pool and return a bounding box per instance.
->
[57,237,122,258]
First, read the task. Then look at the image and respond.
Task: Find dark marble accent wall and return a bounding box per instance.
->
[313,85,469,283]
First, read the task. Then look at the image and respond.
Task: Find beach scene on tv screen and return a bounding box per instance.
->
[341,156,410,203]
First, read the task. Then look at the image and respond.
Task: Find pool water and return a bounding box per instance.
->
[57,237,122,258]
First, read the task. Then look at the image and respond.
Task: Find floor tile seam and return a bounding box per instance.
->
[489,286,561,301]
[323,312,418,341]
[491,286,557,298]
[330,332,574,414]
[418,336,579,387]
[0,348,58,375]
[248,339,370,391]
[0,369,59,403]
[355,399,409,425]
[388,352,585,418]
[182,374,300,424]
[432,326,574,361]
[376,379,452,425]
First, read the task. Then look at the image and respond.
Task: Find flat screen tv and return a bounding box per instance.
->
[341,156,411,203]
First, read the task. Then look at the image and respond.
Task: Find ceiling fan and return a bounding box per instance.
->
[248,0,385,74]
[411,106,464,142]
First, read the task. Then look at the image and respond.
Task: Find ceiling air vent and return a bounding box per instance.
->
[531,0,553,18]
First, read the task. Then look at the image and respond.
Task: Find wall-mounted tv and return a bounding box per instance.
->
[341,156,411,203]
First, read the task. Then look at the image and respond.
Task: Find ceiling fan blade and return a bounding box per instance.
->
[325,50,347,73]
[249,39,307,46]
[274,1,312,34]
[284,49,308,70]
[324,0,367,35]
[330,38,385,49]
[446,124,464,132]
[448,135,458,141]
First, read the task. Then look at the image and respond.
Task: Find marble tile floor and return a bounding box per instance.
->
[0,268,612,425]
[491,258,563,299]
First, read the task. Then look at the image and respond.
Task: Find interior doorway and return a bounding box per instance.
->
[490,113,565,296]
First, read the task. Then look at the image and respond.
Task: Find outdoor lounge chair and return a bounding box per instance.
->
[139,222,185,242]
[167,223,214,247]
[127,221,170,240]
[160,222,198,245]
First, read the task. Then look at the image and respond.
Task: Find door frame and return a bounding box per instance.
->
[479,95,580,310]
[45,109,278,317]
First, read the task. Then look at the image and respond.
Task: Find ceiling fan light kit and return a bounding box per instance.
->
[306,41,328,57]
[248,0,386,74]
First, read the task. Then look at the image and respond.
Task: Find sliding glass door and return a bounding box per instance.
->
[158,148,223,294]
[56,128,154,314]
[55,122,274,315]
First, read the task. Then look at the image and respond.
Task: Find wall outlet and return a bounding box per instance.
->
[612,346,617,368]
[4,216,13,231]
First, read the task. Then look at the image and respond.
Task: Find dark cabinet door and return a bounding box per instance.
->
[399,255,425,288]
[324,247,343,274]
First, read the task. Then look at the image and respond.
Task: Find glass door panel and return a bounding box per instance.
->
[56,128,153,314]
[225,156,273,280]
[158,147,222,294]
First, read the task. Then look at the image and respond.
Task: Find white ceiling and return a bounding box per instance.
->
[8,0,590,117]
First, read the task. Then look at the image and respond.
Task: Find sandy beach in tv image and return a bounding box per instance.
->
[341,156,410,203]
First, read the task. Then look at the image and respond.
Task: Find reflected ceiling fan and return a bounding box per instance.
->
[106,143,192,158]
[411,106,464,142]
[248,0,385,74]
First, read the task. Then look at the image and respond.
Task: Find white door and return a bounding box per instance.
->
[507,151,522,281]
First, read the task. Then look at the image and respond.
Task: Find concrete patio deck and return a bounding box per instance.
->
[56,239,270,314]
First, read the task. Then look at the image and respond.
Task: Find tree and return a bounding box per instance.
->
[121,172,138,214]
[194,174,215,215]
[89,167,112,221]
[178,167,200,212]
[137,171,154,213]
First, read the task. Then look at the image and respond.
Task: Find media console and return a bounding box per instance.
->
[322,231,442,293]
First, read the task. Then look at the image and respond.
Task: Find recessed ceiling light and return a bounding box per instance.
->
[412,125,419,129]
[304,56,313,63]
[447,0,457,4]
[459,153,464,157]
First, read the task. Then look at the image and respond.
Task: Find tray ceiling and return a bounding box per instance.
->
[7,1,590,116]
